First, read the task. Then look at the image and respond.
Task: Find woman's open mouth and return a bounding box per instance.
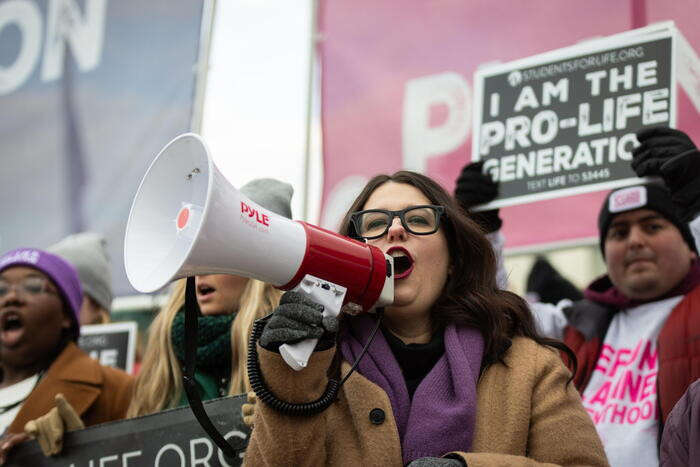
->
[387,246,414,279]
[196,283,217,302]
[0,311,25,348]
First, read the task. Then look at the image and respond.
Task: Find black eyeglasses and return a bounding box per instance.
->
[350,205,445,240]
[0,277,57,299]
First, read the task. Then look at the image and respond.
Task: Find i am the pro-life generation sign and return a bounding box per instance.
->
[473,24,677,208]
[77,322,137,374]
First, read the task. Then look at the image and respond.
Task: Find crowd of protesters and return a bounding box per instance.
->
[0,126,699,466]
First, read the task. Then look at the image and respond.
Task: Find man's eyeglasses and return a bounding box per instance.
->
[0,277,57,299]
[350,205,445,240]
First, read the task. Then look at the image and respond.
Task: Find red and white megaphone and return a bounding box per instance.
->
[124,133,393,370]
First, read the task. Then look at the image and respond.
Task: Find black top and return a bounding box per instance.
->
[382,326,445,399]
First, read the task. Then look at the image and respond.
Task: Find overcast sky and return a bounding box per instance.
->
[201,0,321,222]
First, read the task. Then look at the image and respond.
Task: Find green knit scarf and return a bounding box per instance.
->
[171,308,235,376]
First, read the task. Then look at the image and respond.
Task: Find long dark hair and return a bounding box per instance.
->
[338,171,576,376]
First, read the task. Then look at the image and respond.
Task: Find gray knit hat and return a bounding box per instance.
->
[48,232,113,312]
[240,178,294,219]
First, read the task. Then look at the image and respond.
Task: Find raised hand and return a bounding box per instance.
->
[454,160,502,232]
[632,127,700,220]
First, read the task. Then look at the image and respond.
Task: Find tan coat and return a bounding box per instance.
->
[245,337,608,467]
[7,342,133,434]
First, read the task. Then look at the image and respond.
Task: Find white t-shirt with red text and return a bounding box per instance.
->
[581,295,682,467]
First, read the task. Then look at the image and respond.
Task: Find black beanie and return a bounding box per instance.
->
[598,183,697,256]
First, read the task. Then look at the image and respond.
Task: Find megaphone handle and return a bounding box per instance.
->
[279,275,347,371]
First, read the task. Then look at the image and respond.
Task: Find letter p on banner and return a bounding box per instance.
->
[402,72,471,173]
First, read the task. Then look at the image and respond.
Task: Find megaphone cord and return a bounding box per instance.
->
[339,308,383,387]
[247,308,384,416]
[183,277,243,460]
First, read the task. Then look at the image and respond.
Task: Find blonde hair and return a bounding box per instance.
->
[230,279,281,394]
[127,278,280,417]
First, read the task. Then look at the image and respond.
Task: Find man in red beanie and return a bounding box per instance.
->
[0,248,132,462]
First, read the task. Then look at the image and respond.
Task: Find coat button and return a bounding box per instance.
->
[369,408,385,425]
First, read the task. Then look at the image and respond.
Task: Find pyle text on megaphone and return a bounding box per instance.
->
[124,133,394,370]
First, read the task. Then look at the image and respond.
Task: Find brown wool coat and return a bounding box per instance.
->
[245,337,609,467]
[7,342,133,434]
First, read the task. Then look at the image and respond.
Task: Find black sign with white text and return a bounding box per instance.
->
[473,28,676,208]
[7,395,249,467]
[77,322,137,373]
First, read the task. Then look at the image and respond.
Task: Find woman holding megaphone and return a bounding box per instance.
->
[126,179,290,416]
[245,171,608,466]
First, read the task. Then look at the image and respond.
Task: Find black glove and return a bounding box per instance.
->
[526,256,583,305]
[407,457,466,467]
[454,161,502,232]
[631,126,700,221]
[259,291,338,350]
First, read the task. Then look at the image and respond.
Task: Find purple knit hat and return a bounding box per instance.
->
[0,248,83,339]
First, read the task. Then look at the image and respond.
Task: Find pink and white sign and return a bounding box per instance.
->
[318,0,700,249]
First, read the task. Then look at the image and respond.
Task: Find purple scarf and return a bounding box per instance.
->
[339,314,484,464]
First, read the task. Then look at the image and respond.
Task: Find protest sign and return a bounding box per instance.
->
[6,394,249,467]
[78,322,137,373]
[319,2,699,250]
[473,25,676,208]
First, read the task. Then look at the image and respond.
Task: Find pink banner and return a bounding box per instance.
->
[318,0,700,249]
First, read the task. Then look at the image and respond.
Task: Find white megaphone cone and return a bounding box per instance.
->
[124,133,307,292]
[125,133,393,370]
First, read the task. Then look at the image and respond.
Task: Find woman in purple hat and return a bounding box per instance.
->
[0,248,132,463]
[245,171,608,466]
